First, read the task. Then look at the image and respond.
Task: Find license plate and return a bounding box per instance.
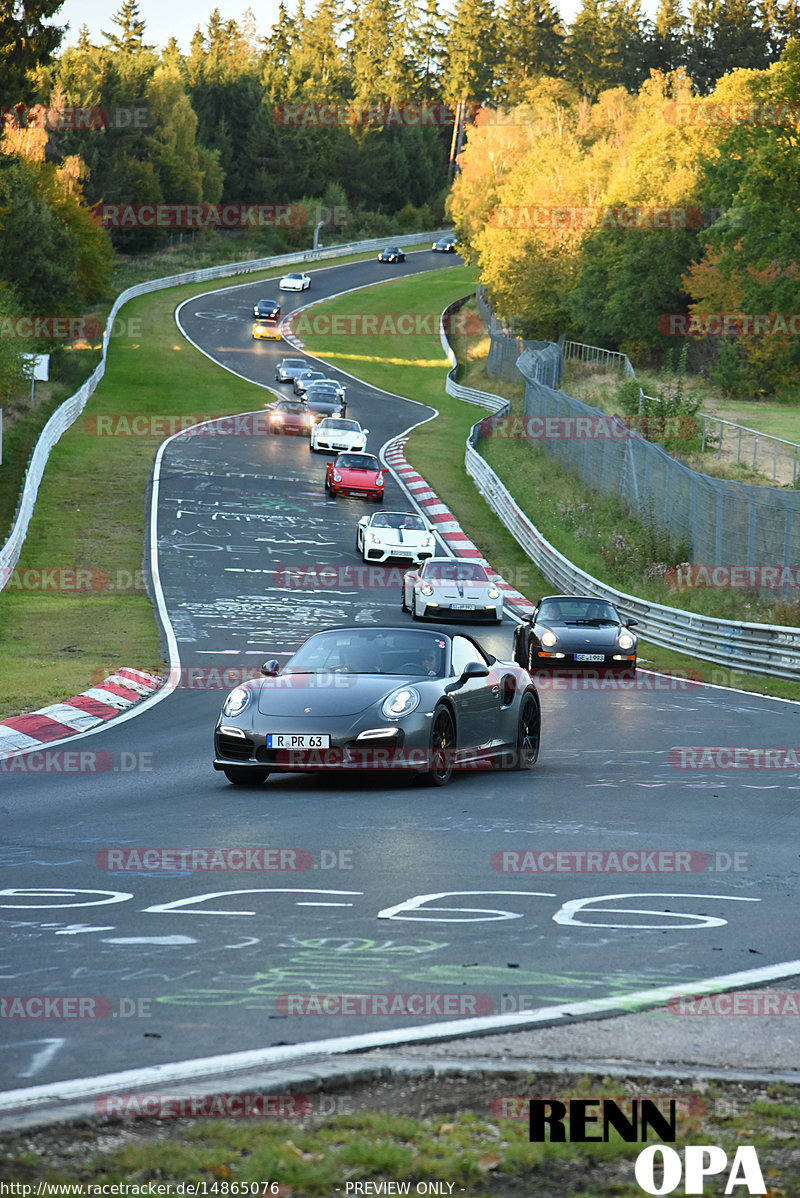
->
[449,602,473,609]
[575,653,604,662]
[267,733,330,749]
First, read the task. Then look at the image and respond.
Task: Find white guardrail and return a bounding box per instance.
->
[441,300,800,682]
[0,231,447,590]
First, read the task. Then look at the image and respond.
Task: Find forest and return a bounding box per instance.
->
[1,0,799,396]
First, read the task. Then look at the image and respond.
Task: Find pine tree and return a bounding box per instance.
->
[496,0,564,104]
[101,0,155,53]
[442,0,498,105]
[0,0,65,101]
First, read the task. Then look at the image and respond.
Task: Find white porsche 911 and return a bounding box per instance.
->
[279,272,311,291]
[310,416,368,454]
[357,511,437,563]
[402,557,504,622]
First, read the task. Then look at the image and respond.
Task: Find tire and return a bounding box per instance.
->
[515,693,540,769]
[417,707,455,786]
[223,767,269,786]
[324,475,330,491]
[401,585,409,612]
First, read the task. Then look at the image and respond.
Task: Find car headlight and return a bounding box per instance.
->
[303,413,313,423]
[381,686,420,719]
[420,534,434,546]
[618,632,635,650]
[420,583,434,596]
[368,532,381,543]
[488,586,500,599]
[222,686,250,717]
[375,472,384,486]
[541,630,558,648]
[333,471,342,482]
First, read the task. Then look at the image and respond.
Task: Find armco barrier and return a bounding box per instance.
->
[439,301,800,682]
[0,232,446,592]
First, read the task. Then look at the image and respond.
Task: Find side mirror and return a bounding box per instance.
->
[461,661,490,680]
[261,660,280,677]
[625,618,639,629]
[363,428,370,434]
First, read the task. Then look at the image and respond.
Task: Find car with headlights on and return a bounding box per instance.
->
[432,235,457,253]
[252,317,282,340]
[293,368,327,396]
[378,246,405,263]
[265,398,313,436]
[253,297,281,318]
[403,558,503,622]
[512,595,638,670]
[275,357,310,383]
[357,510,436,563]
[310,416,368,454]
[213,625,541,787]
[279,271,311,291]
[325,452,384,501]
[303,381,347,423]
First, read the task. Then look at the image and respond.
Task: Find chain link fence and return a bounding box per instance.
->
[475,287,562,389]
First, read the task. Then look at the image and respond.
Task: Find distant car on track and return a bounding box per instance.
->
[357,510,436,563]
[275,357,310,382]
[402,558,503,623]
[432,235,457,253]
[512,595,638,671]
[265,399,313,436]
[303,382,347,423]
[310,416,368,454]
[325,452,384,501]
[378,247,405,263]
[213,625,541,787]
[293,369,327,396]
[253,298,281,318]
[279,272,311,291]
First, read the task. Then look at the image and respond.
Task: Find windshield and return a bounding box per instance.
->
[286,630,449,676]
[372,513,425,531]
[276,402,304,413]
[337,454,380,470]
[321,419,359,431]
[538,598,619,624]
[422,561,488,582]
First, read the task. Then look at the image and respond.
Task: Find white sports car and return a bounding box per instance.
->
[310,417,368,454]
[358,511,436,563]
[402,558,504,622]
[279,272,311,291]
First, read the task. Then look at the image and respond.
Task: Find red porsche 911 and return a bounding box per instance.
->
[324,452,385,502]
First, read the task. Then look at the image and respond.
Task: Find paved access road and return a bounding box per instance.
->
[1,250,798,1098]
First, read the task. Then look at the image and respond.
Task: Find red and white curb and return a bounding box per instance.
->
[0,668,161,757]
[383,438,535,617]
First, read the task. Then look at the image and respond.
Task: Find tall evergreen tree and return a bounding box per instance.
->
[495,0,564,103]
[684,0,769,91]
[0,0,65,101]
[650,0,686,74]
[101,0,155,54]
[441,0,498,105]
[564,0,651,98]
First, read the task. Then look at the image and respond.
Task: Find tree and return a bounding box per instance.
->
[684,0,769,92]
[441,0,499,105]
[650,0,686,74]
[0,0,65,103]
[495,0,564,104]
[101,0,155,54]
[563,0,652,98]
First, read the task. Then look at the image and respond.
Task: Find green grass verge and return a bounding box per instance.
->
[301,286,798,702]
[0,246,431,720]
[1,1078,798,1194]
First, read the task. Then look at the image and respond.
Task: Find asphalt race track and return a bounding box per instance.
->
[1,249,799,1100]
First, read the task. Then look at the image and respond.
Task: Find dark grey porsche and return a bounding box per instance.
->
[512,595,639,671]
[214,626,541,787]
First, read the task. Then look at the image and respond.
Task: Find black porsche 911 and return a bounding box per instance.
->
[512,595,639,671]
[377,247,405,263]
[214,626,541,787]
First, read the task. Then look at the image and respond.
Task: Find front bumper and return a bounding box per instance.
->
[314,439,366,453]
[364,544,434,563]
[418,599,503,621]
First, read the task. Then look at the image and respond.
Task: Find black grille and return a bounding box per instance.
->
[216,733,254,762]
